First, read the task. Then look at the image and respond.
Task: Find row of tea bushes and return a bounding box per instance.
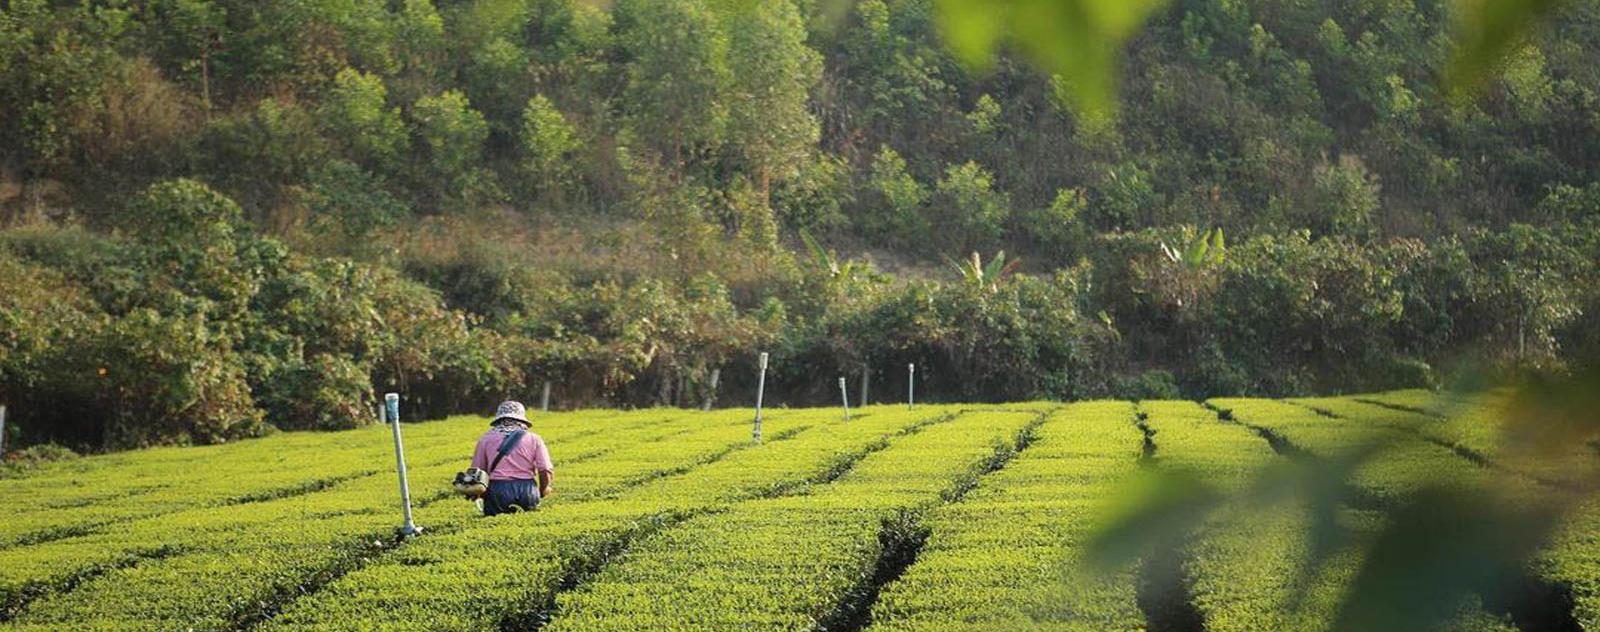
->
[1308,393,1599,489]
[1139,400,1386,632]
[867,402,1147,631]
[263,406,964,630]
[543,409,1045,630]
[1309,394,1600,631]
[0,409,785,630]
[0,408,710,550]
[1213,399,1529,632]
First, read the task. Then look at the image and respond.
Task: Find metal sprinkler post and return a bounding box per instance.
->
[839,377,850,422]
[386,393,422,537]
[753,352,769,442]
[908,363,916,409]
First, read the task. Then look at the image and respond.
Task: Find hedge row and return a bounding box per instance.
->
[868,402,1148,630]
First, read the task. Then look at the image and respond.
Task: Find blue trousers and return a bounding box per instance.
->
[483,479,541,516]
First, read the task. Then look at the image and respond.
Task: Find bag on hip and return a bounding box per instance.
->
[453,429,525,499]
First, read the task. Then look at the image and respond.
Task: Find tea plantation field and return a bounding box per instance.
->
[1,392,1597,631]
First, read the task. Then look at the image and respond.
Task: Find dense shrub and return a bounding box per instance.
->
[3,176,1597,451]
[88,308,264,446]
[255,353,375,431]
[1114,370,1183,400]
[0,181,521,448]
[1209,232,1410,392]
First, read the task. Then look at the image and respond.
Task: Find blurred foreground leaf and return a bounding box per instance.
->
[1332,487,1565,632]
[1081,468,1220,572]
[926,0,1575,119]
[1447,0,1571,97]
[932,0,1168,124]
[1504,365,1600,459]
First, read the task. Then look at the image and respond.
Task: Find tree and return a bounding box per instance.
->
[303,159,409,242]
[864,146,930,246]
[393,0,446,76]
[412,90,492,205]
[1461,224,1584,365]
[126,180,259,313]
[720,0,821,201]
[318,68,408,171]
[1308,156,1381,238]
[519,94,582,200]
[934,161,1010,253]
[146,0,226,113]
[615,0,729,172]
[0,1,128,173]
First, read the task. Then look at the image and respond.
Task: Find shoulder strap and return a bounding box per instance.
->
[486,430,527,477]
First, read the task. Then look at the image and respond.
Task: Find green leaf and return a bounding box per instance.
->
[983,250,1007,281]
[799,228,830,272]
[934,0,1169,123]
[1446,0,1570,98]
[932,0,1008,71]
[1183,230,1209,270]
[1081,468,1221,572]
[1332,487,1565,632]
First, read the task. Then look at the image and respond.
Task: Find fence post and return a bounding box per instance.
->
[540,380,552,413]
[754,353,768,442]
[385,394,422,537]
[702,368,721,411]
[908,363,916,409]
[839,377,850,422]
[0,404,7,455]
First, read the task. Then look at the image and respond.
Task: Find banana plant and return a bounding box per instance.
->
[1160,227,1226,273]
[799,229,873,292]
[800,229,842,277]
[951,250,1023,292]
[1153,227,1226,310]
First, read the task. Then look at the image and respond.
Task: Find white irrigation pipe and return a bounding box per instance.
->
[839,377,850,422]
[908,363,916,409]
[753,353,768,442]
[386,393,422,537]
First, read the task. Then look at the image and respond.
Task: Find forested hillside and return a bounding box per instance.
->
[2,0,1598,450]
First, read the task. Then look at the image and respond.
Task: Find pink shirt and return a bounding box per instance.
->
[471,429,554,481]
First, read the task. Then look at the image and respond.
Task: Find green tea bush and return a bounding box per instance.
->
[547,409,1040,630]
[1,400,1596,629]
[0,443,77,478]
[870,402,1147,630]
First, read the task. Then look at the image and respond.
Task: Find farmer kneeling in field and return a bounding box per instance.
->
[469,401,554,516]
